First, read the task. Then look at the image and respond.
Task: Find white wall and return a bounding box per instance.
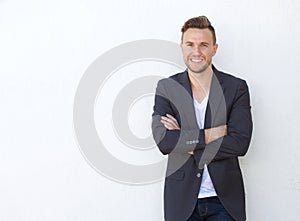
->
[1,0,300,220]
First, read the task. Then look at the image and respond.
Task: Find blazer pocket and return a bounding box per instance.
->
[167,170,185,181]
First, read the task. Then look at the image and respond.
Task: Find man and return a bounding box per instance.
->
[152,16,253,221]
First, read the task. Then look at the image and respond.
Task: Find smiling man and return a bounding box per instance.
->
[152,16,253,221]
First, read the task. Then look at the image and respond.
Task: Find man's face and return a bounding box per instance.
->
[181,28,218,74]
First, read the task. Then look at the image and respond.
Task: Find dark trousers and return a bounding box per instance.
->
[187,197,235,221]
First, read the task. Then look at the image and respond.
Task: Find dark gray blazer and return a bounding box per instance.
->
[152,66,253,221]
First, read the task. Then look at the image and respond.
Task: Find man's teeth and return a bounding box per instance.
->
[191,59,203,63]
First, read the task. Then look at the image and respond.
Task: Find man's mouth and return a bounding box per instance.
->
[190,58,204,63]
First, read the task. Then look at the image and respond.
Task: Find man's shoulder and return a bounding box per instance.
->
[156,70,186,85]
[214,67,247,86]
[168,70,187,81]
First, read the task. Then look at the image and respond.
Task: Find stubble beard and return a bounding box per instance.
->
[186,58,211,74]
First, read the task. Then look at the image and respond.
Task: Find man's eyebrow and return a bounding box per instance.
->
[184,41,210,45]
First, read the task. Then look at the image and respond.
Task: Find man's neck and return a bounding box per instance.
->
[188,66,213,93]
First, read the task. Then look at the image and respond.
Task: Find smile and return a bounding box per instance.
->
[190,58,203,63]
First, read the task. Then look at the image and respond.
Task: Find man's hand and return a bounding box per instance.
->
[161,114,180,130]
[205,125,227,144]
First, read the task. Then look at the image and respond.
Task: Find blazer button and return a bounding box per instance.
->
[196,173,201,178]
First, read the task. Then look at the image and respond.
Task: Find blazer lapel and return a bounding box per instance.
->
[177,69,193,97]
[205,68,227,128]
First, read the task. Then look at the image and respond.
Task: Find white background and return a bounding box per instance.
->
[1,0,300,220]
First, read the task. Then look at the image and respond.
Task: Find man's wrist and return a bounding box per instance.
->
[204,125,227,144]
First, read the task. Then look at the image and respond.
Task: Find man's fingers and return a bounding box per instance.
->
[166,114,176,121]
[161,116,176,125]
[161,119,179,130]
[161,120,176,130]
[161,115,180,130]
[166,114,179,128]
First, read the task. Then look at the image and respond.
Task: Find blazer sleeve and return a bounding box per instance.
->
[151,79,206,155]
[208,80,253,161]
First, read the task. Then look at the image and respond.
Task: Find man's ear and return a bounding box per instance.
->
[213,43,218,56]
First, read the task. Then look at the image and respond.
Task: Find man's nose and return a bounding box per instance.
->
[193,45,202,55]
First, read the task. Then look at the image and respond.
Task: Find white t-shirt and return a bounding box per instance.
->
[193,95,217,198]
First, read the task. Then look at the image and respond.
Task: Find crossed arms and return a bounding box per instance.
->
[152,78,253,161]
[161,114,226,155]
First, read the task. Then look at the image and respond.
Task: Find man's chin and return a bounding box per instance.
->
[188,67,207,74]
[187,63,211,74]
